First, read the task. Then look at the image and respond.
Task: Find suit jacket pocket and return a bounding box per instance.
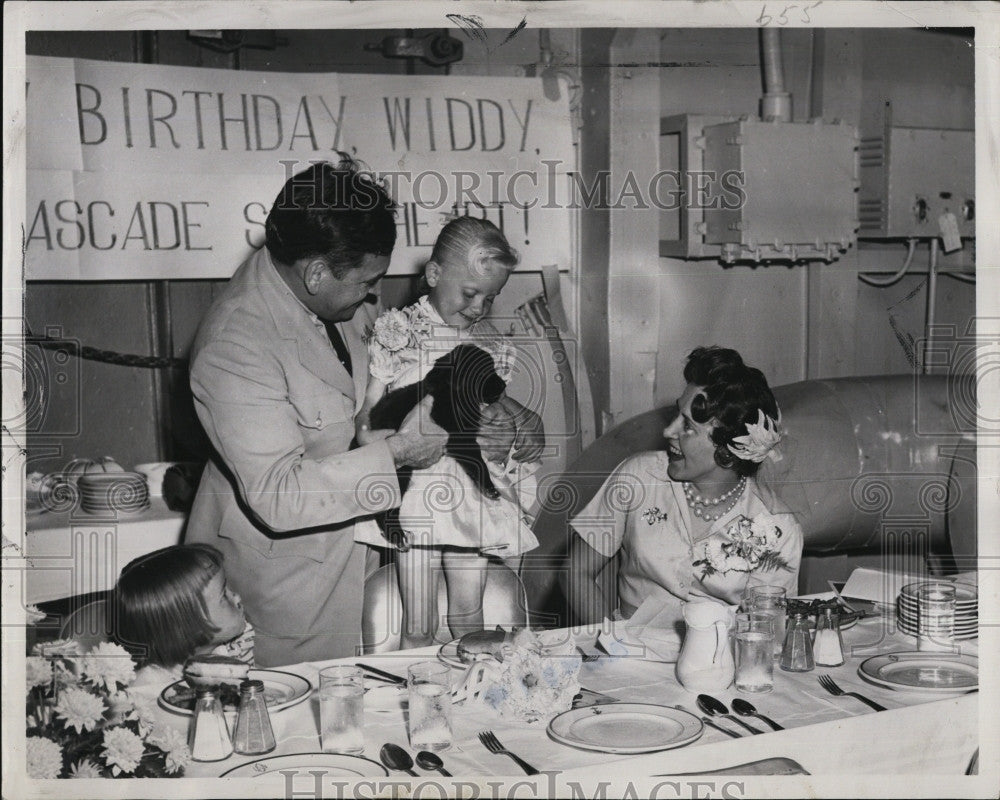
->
[218,494,332,564]
[290,391,354,431]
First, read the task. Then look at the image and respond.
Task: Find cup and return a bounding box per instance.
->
[735,624,775,693]
[319,665,365,754]
[134,462,178,498]
[750,585,787,655]
[917,584,957,652]
[407,661,452,752]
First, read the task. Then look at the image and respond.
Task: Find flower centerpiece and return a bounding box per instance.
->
[26,640,190,778]
[451,629,582,725]
[693,513,791,579]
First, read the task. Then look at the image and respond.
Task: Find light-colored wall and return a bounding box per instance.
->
[601,28,975,427]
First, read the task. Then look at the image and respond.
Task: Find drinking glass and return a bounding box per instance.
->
[735,617,774,692]
[750,585,787,655]
[407,661,452,752]
[917,584,957,652]
[319,665,365,754]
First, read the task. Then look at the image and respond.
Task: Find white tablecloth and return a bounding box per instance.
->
[22,498,186,604]
[160,617,981,791]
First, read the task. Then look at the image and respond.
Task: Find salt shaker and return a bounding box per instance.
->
[188,688,234,762]
[779,610,815,672]
[233,679,277,756]
[813,608,845,667]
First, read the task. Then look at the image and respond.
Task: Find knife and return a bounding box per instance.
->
[355,663,407,685]
[572,688,619,707]
[656,757,810,776]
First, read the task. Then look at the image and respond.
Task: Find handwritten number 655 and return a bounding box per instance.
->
[758,2,822,26]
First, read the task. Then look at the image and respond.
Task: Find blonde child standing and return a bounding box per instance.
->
[355,217,540,649]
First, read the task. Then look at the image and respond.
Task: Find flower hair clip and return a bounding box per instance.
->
[728,408,783,463]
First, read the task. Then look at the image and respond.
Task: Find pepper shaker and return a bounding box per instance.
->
[233,679,277,756]
[779,610,815,672]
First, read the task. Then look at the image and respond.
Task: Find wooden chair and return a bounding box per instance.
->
[361,561,529,654]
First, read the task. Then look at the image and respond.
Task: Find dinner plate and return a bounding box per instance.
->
[220,752,388,778]
[438,630,577,669]
[158,669,312,716]
[896,611,978,629]
[858,652,978,693]
[437,640,466,669]
[547,703,703,754]
[895,612,978,632]
[894,622,978,641]
[899,581,978,603]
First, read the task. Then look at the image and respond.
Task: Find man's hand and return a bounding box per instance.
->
[386,395,447,469]
[481,396,544,463]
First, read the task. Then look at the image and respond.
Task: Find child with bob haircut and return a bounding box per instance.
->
[112,544,255,686]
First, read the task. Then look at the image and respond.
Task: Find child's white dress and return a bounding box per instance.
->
[354,296,539,557]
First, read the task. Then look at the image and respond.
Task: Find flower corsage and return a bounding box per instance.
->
[451,629,582,724]
[693,513,791,579]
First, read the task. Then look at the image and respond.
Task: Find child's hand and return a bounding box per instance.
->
[482,396,544,462]
[478,403,517,463]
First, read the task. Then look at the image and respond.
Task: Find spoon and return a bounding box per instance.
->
[380,743,419,776]
[416,750,453,777]
[696,694,765,735]
[731,698,784,731]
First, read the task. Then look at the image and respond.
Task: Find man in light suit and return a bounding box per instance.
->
[186,159,450,667]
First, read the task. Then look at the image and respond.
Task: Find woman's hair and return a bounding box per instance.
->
[265,154,397,275]
[111,544,225,668]
[683,346,779,477]
[430,216,519,276]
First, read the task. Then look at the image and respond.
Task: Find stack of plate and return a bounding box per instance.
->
[896,581,978,640]
[77,472,149,515]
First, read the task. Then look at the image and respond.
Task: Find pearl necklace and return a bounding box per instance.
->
[682,477,747,522]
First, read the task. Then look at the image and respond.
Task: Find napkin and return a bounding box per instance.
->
[596,595,684,662]
[840,567,925,608]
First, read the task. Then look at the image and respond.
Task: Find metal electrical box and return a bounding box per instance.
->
[661,115,859,264]
[858,127,974,239]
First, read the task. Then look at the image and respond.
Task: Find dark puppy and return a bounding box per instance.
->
[369,343,507,501]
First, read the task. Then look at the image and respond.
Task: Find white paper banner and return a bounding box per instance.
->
[25,57,574,279]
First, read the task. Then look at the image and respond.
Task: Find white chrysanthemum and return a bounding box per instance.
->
[373,309,411,352]
[68,758,103,779]
[704,537,728,570]
[33,638,81,658]
[750,515,782,549]
[101,726,145,776]
[368,346,399,384]
[147,725,191,774]
[26,736,64,779]
[26,656,54,688]
[124,691,157,735]
[80,642,135,690]
[407,301,435,338]
[55,686,107,733]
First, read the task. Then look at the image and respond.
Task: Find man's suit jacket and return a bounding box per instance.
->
[186,247,401,666]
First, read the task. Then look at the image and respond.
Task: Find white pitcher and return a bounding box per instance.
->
[676,600,735,692]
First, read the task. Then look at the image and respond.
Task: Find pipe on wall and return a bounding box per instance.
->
[760,29,792,122]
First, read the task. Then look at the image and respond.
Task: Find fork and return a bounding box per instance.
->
[817,674,887,712]
[478,731,539,775]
